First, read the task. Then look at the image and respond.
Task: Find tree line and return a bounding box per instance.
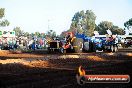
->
[61,10,132,37]
[13,27,57,39]
[0,8,132,39]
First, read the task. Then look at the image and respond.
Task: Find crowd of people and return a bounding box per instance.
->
[0,37,47,50]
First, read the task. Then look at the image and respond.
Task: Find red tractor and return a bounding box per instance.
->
[60,32,84,53]
[47,32,85,54]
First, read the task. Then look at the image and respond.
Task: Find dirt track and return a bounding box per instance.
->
[0,49,132,88]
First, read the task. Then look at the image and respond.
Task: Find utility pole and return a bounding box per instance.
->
[48,19,50,30]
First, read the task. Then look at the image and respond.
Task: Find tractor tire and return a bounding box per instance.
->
[47,47,51,53]
[91,42,96,52]
[113,45,118,52]
[83,42,89,51]
[73,38,83,53]
[60,48,66,54]
[83,41,94,52]
[110,45,114,52]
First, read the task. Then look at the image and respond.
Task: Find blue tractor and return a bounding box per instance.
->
[103,36,118,52]
[82,34,118,52]
[92,35,118,52]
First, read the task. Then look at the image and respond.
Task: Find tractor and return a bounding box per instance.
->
[93,34,119,52]
[60,32,95,53]
[102,35,118,52]
[47,31,118,53]
[47,37,63,53]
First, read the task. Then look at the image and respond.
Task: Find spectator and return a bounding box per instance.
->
[14,43,18,50]
[32,42,35,50]
[29,44,31,50]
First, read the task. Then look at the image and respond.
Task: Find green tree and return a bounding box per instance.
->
[97,21,113,35]
[124,18,132,29]
[30,33,35,38]
[70,10,96,36]
[96,21,125,35]
[35,32,41,38]
[0,8,10,27]
[84,10,96,36]
[46,30,56,38]
[24,32,29,37]
[112,26,125,35]
[0,8,4,18]
[124,18,132,35]
[0,19,10,26]
[40,33,46,38]
[13,27,24,37]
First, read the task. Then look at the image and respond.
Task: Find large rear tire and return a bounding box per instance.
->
[113,45,118,52]
[60,48,66,54]
[73,38,83,53]
[83,42,89,51]
[91,42,96,52]
[110,45,114,52]
[47,47,51,53]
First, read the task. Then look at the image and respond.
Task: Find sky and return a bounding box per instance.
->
[0,0,132,35]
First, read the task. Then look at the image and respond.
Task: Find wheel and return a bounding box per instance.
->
[47,47,51,53]
[83,42,89,51]
[64,49,66,54]
[83,41,94,52]
[110,45,114,52]
[113,45,118,52]
[72,38,83,53]
[60,48,66,54]
[91,42,96,52]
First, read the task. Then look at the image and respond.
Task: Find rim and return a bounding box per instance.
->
[79,42,83,51]
[60,48,64,53]
[114,46,118,52]
[111,45,113,52]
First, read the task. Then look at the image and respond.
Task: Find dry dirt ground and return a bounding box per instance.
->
[0,50,132,88]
